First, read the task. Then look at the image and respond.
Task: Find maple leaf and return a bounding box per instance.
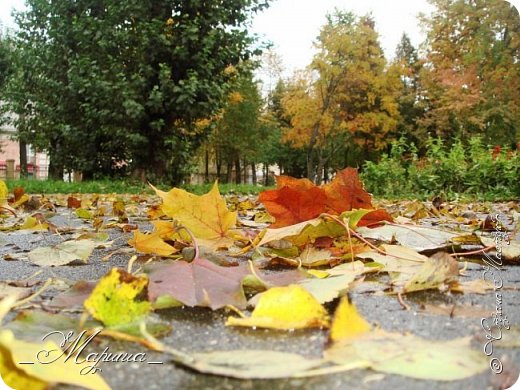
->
[146,257,249,310]
[258,168,391,228]
[128,230,177,257]
[323,168,373,213]
[258,177,327,228]
[151,182,236,241]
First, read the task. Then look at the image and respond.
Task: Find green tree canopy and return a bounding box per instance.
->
[4,0,269,182]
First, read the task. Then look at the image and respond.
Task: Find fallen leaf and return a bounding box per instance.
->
[298,273,360,304]
[226,284,330,329]
[329,296,371,343]
[128,230,177,257]
[404,252,459,293]
[0,283,32,301]
[357,224,461,252]
[0,180,8,205]
[146,258,249,310]
[84,268,152,327]
[0,329,111,390]
[151,182,237,241]
[75,208,93,220]
[258,217,344,247]
[19,216,48,231]
[47,280,97,310]
[27,239,97,266]
[450,279,495,294]
[326,330,487,380]
[4,310,86,343]
[479,235,520,262]
[357,244,429,286]
[67,196,82,209]
[258,168,390,228]
[258,176,328,227]
[419,303,492,318]
[13,187,25,202]
[176,349,323,379]
[299,246,333,267]
[323,168,373,214]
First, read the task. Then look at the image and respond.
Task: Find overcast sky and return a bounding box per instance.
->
[1,0,519,75]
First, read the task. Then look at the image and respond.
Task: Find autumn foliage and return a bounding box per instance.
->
[259,167,392,227]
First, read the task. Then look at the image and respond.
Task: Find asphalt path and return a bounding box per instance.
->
[0,212,519,390]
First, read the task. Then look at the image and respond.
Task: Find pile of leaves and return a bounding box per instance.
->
[0,168,518,389]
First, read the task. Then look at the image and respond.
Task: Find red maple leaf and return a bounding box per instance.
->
[259,176,327,227]
[259,168,391,228]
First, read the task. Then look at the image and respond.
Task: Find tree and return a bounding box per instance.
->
[5,0,269,182]
[282,11,400,183]
[420,0,520,146]
[391,33,426,149]
[209,70,263,184]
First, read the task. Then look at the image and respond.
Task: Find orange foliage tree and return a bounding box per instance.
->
[282,11,400,183]
[419,0,520,145]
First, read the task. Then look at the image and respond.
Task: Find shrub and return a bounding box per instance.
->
[362,136,519,200]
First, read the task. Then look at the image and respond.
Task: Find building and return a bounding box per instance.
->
[0,119,49,180]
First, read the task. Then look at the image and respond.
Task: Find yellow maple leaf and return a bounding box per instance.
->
[226,285,330,330]
[128,230,177,257]
[329,296,371,343]
[151,182,236,241]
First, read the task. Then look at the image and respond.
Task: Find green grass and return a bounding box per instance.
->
[5,179,149,194]
[4,179,272,196]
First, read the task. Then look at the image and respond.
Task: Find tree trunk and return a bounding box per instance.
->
[48,156,64,180]
[204,148,209,183]
[251,162,257,185]
[315,156,325,185]
[226,159,233,183]
[263,163,269,186]
[243,158,247,183]
[48,139,64,180]
[19,141,28,179]
[306,125,318,182]
[216,150,222,181]
[234,157,241,184]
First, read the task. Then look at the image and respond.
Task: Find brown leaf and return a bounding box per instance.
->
[67,196,82,209]
[146,258,250,310]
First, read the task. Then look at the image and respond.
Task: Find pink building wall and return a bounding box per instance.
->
[0,124,49,179]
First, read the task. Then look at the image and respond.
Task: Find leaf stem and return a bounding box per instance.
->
[12,278,53,308]
[320,213,386,255]
[176,223,200,260]
[449,245,495,258]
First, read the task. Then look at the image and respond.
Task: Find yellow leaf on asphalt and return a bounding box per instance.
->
[0,329,110,390]
[0,180,7,205]
[128,229,177,257]
[84,268,151,327]
[329,296,371,343]
[226,285,329,330]
[151,182,237,241]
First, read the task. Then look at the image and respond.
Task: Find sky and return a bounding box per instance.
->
[1,0,519,75]
[251,0,434,73]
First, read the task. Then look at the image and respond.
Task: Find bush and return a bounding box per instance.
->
[361,136,519,200]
